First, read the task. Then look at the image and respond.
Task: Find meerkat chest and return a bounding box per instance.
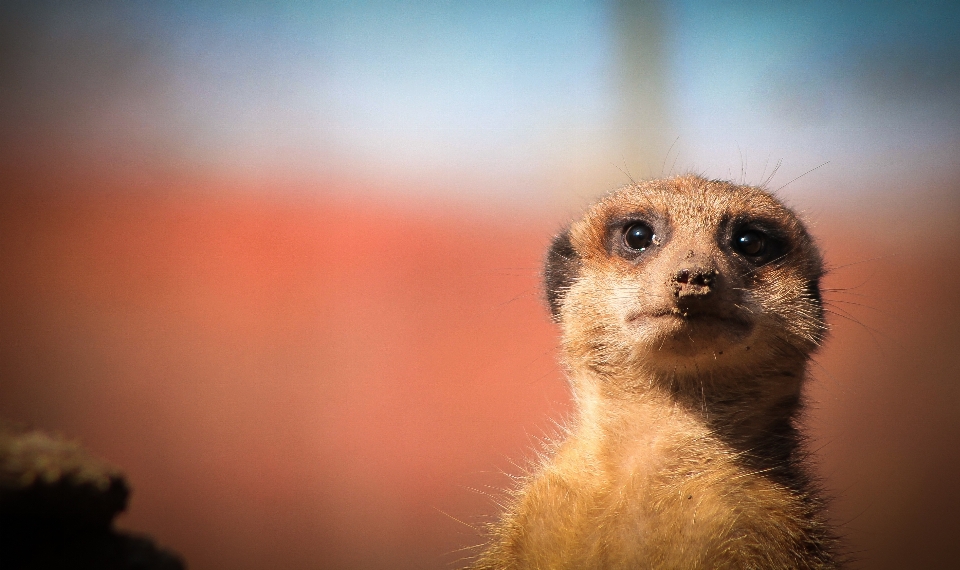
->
[512,412,796,569]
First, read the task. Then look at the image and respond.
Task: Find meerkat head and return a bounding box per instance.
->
[545,175,825,384]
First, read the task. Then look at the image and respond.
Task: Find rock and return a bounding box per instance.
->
[0,423,186,570]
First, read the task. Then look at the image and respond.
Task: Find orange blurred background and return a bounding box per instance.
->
[2,2,959,569]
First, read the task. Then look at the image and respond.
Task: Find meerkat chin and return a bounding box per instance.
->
[473,175,837,569]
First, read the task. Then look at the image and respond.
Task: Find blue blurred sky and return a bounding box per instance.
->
[2,0,958,212]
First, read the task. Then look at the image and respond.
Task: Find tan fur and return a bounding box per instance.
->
[472,175,836,569]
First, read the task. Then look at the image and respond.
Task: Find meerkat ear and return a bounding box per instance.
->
[544,230,580,321]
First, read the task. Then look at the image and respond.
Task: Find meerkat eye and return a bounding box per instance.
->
[733,230,766,256]
[624,222,655,251]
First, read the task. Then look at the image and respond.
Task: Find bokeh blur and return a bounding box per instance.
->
[1,1,959,568]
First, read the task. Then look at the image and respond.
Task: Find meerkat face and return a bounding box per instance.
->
[545,175,825,379]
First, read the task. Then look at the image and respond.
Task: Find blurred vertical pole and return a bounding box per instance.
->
[612,0,671,178]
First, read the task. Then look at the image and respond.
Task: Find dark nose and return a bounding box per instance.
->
[673,267,719,317]
[673,267,717,296]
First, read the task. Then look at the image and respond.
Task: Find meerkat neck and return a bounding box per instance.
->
[569,363,809,487]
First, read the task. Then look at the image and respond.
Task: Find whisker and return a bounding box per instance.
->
[823,298,884,315]
[661,135,681,178]
[434,507,480,532]
[614,155,637,184]
[776,161,830,192]
[825,255,893,273]
[760,158,783,189]
[821,308,887,349]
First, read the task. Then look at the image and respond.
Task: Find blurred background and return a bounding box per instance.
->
[1,1,959,568]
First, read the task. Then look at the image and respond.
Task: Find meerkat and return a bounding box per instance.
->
[472,175,837,569]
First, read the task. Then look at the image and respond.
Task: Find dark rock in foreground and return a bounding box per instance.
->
[0,424,185,569]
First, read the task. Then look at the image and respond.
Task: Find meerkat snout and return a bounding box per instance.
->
[673,266,720,317]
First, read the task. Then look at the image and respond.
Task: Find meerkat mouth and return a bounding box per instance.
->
[629,307,750,325]
[625,308,755,348]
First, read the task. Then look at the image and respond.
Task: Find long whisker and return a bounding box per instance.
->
[760,158,783,189]
[661,135,681,178]
[824,255,893,273]
[776,161,830,192]
[823,298,884,314]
